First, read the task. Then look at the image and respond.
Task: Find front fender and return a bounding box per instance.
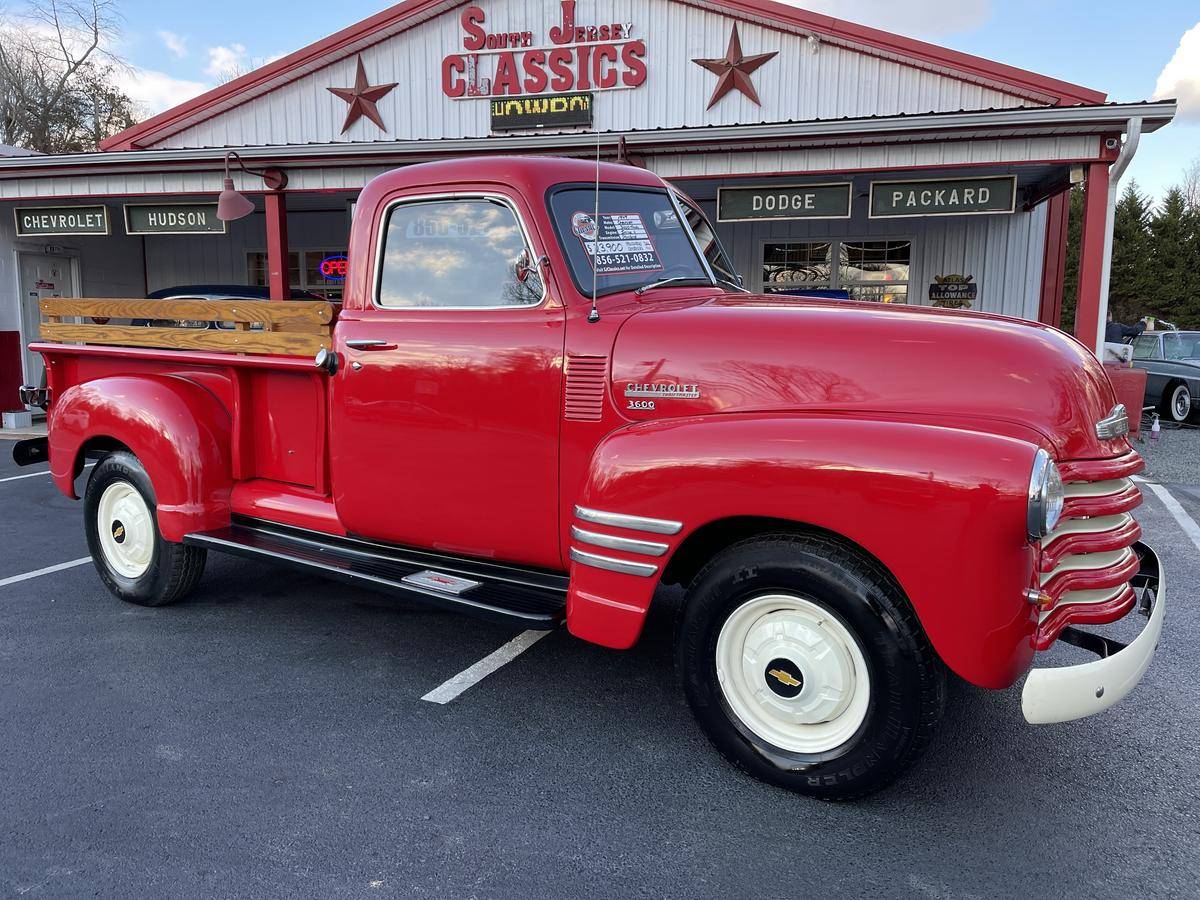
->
[48,375,233,541]
[567,413,1040,689]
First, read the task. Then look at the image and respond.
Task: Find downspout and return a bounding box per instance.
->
[1094,116,1143,352]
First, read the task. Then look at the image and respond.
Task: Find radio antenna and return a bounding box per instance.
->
[588,128,602,324]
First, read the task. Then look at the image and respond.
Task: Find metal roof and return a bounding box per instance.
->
[0,101,1172,179]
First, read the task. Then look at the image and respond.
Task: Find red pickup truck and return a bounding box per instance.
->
[16,157,1164,799]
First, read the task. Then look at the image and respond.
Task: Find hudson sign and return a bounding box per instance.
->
[442,1,647,100]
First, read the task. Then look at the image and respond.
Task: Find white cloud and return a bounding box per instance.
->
[116,67,208,116]
[205,43,247,79]
[1154,21,1200,121]
[157,30,188,59]
[779,0,991,38]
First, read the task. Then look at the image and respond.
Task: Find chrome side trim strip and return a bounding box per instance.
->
[573,506,683,536]
[569,547,659,578]
[570,526,669,557]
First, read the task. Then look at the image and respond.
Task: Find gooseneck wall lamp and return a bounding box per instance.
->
[216,151,289,222]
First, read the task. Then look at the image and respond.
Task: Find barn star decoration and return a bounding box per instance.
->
[692,24,779,110]
[328,57,398,134]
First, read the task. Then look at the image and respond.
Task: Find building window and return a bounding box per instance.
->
[762,239,911,304]
[247,249,345,301]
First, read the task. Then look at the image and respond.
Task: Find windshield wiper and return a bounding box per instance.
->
[635,276,711,295]
[714,274,750,293]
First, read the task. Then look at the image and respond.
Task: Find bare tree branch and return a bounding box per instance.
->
[0,0,136,151]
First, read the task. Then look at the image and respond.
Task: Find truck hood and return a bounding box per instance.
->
[610,295,1127,461]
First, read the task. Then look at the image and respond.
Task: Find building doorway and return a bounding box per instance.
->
[17,251,78,395]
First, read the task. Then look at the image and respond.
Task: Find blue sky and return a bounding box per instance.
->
[113,0,1199,201]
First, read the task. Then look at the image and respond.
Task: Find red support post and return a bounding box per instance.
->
[1037,191,1070,327]
[1072,162,1110,349]
[265,191,290,301]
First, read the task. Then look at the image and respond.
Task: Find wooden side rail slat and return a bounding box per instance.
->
[40,297,334,326]
[40,322,329,357]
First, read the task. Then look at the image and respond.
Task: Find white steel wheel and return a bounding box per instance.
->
[715,593,871,754]
[1169,384,1192,422]
[96,481,156,579]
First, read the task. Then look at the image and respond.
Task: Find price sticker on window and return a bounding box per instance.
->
[574,211,663,276]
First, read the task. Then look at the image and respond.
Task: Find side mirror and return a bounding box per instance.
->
[515,250,549,284]
[515,249,534,284]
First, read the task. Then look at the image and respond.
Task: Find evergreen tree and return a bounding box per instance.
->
[1108,181,1155,323]
[1061,186,1084,333]
[1148,188,1200,328]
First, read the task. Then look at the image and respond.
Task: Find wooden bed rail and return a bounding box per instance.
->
[39,298,334,357]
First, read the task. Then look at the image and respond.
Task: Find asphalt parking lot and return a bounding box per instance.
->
[1,440,1198,899]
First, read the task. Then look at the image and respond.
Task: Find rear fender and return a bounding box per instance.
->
[567,413,1040,689]
[48,375,233,541]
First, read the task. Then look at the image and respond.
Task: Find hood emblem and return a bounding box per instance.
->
[625,382,701,400]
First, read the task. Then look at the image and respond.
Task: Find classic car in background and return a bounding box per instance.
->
[1132,330,1200,422]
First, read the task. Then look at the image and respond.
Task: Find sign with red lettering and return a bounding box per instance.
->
[443,0,647,101]
[319,255,349,281]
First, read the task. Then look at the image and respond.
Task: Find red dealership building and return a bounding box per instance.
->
[0,0,1177,409]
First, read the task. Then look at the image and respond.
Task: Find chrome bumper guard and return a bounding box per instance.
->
[1022,541,1163,725]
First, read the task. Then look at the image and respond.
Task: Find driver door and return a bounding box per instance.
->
[329,194,566,570]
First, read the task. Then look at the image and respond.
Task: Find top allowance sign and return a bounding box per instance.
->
[870,176,1017,218]
[125,203,226,235]
[718,184,852,222]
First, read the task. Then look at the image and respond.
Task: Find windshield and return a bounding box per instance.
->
[549,186,713,296]
[1163,332,1200,360]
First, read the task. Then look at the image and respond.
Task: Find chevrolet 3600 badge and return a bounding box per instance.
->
[624,382,701,399]
[18,156,1163,801]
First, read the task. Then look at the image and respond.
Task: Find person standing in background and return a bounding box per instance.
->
[1105,311,1147,344]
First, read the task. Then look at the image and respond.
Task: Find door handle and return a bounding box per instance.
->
[344,339,396,351]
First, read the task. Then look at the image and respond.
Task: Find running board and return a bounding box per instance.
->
[184,519,567,629]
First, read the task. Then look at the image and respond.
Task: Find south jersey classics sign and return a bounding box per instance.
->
[443,1,647,100]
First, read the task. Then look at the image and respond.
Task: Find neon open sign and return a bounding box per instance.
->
[319,255,348,281]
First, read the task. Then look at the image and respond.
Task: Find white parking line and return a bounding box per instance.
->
[0,558,91,589]
[1135,476,1200,554]
[0,462,93,484]
[421,630,552,704]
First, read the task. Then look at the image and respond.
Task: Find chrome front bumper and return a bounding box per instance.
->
[1022,541,1164,725]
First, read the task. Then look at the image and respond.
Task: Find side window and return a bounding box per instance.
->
[377,198,542,309]
[1132,335,1161,359]
[1163,334,1183,359]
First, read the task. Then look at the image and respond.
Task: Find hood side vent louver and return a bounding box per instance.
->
[564,355,608,422]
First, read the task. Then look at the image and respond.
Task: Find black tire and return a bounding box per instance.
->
[676,533,944,800]
[1163,382,1193,423]
[83,451,206,607]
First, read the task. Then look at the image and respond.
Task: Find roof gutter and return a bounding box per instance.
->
[1094,116,1143,353]
[0,103,1177,177]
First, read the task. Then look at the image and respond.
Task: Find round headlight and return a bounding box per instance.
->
[1027,449,1065,541]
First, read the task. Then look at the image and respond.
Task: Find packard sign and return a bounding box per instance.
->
[718,184,852,222]
[870,176,1017,218]
[124,203,226,235]
[443,1,647,101]
[492,92,593,130]
[15,205,108,236]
